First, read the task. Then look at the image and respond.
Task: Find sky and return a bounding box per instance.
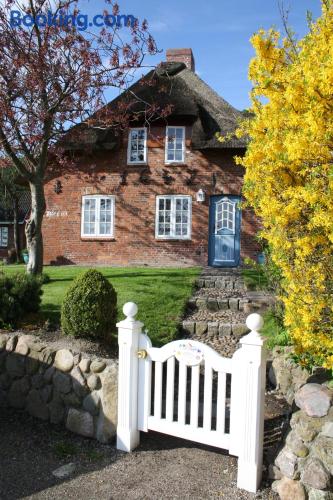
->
[83,0,322,110]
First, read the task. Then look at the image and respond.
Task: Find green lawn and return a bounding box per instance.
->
[2,265,200,346]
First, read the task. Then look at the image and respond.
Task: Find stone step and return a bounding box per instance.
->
[200,269,242,277]
[182,319,249,339]
[196,277,245,290]
[188,294,275,313]
[188,296,250,312]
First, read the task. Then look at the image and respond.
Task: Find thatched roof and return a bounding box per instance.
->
[63,62,246,151]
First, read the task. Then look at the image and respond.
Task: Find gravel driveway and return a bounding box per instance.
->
[0,408,278,500]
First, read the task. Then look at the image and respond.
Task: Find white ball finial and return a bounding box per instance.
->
[246,313,264,332]
[123,302,138,319]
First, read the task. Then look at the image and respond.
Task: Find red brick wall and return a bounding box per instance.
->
[0,224,26,260]
[43,125,261,267]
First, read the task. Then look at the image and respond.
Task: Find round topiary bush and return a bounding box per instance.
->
[61,269,117,341]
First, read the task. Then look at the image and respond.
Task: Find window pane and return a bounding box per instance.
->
[84,223,93,234]
[159,199,165,210]
[129,129,146,163]
[167,152,174,161]
[0,228,8,247]
[175,151,182,161]
[165,199,171,210]
[176,128,183,138]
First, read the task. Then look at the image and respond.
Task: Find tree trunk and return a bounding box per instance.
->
[12,196,20,262]
[26,180,46,275]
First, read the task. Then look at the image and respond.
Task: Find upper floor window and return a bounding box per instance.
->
[155,195,191,239]
[127,128,147,164]
[0,227,8,247]
[81,195,115,238]
[165,126,185,163]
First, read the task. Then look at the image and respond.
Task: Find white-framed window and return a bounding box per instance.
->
[165,126,186,163]
[155,195,191,239]
[127,127,147,164]
[0,227,8,247]
[81,195,115,238]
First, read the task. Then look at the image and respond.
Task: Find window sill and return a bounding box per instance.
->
[155,237,191,241]
[127,161,147,166]
[81,236,115,241]
[165,161,186,165]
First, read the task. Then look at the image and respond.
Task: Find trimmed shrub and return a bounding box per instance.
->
[61,269,117,341]
[0,272,43,327]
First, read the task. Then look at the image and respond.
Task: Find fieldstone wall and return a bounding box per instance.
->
[0,333,118,443]
[271,382,333,500]
[269,346,311,405]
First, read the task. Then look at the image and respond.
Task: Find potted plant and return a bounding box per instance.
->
[21,249,29,264]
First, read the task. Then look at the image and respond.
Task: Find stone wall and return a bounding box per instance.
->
[270,376,333,499]
[0,333,118,443]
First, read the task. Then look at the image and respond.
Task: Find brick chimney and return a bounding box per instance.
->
[166,48,195,72]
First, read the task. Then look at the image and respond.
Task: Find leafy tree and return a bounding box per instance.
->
[0,0,158,274]
[235,1,333,369]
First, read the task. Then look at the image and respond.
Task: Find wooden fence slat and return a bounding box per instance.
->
[154,361,163,419]
[190,365,200,427]
[216,372,227,433]
[166,357,175,422]
[178,361,187,425]
[203,363,213,431]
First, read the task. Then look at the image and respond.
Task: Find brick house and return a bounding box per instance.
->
[0,191,30,260]
[43,49,261,267]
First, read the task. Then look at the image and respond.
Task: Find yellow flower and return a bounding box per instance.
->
[228,0,333,369]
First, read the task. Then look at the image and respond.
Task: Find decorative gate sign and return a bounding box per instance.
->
[174,342,203,366]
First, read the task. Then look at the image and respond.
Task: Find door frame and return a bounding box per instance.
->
[208,194,241,267]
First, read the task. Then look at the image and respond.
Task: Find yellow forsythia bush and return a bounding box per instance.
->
[234,1,333,369]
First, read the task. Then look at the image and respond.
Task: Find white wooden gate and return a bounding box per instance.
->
[116,302,267,494]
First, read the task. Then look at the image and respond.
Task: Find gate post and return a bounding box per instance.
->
[230,313,266,493]
[116,302,143,452]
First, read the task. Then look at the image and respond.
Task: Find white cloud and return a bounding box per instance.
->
[149,20,169,32]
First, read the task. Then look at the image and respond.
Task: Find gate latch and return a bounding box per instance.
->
[137,349,148,359]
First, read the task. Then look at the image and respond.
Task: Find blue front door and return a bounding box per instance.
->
[208,195,241,267]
